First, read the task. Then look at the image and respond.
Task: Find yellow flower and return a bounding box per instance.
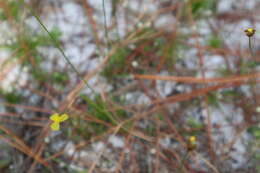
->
[50,113,69,131]
[244,28,256,37]
[187,136,197,151]
[189,136,196,144]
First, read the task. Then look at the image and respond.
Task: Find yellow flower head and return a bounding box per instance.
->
[187,136,197,151]
[244,28,256,37]
[189,136,196,144]
[50,113,69,131]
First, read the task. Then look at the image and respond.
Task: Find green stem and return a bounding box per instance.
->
[249,37,254,57]
[25,3,96,94]
[102,0,109,46]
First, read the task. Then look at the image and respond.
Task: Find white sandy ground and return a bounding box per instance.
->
[0,0,259,171]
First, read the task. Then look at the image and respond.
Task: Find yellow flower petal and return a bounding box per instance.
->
[58,114,69,122]
[50,113,60,122]
[189,136,196,143]
[244,28,255,37]
[187,136,197,151]
[50,122,60,131]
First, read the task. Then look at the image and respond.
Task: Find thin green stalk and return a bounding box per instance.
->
[21,2,115,122]
[33,11,117,122]
[102,0,113,51]
[102,0,109,44]
[25,3,95,94]
[28,2,121,123]
[249,37,254,57]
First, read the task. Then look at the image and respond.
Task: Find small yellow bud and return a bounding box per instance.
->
[187,136,197,151]
[244,28,256,37]
[189,136,196,143]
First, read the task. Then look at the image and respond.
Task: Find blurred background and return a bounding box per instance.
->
[0,0,259,172]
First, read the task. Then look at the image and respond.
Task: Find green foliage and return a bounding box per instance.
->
[189,0,217,18]
[85,95,113,122]
[75,94,129,136]
[217,65,233,77]
[102,47,130,80]
[221,90,239,98]
[5,27,61,53]
[157,37,178,70]
[102,28,184,82]
[31,68,48,82]
[156,113,164,121]
[2,26,62,84]
[132,26,156,42]
[248,126,260,140]
[52,72,69,85]
[73,120,92,140]
[187,117,203,129]
[145,124,156,136]
[0,1,22,21]
[207,92,220,107]
[207,35,222,48]
[0,90,22,104]
[240,60,260,74]
[49,27,63,41]
[31,68,68,88]
[72,170,88,173]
